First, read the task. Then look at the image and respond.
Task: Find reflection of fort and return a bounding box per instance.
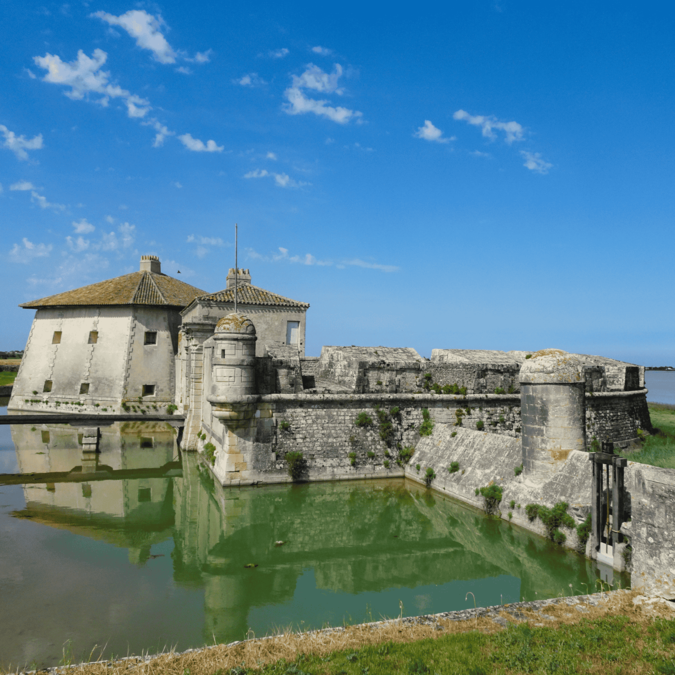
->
[8,425,613,646]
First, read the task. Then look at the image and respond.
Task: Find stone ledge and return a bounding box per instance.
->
[260,393,522,403]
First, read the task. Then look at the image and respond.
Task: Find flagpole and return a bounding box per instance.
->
[234,223,238,313]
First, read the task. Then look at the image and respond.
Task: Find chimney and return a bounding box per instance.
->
[140,255,161,274]
[226,268,251,289]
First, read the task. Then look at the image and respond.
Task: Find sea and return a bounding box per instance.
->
[645,370,675,405]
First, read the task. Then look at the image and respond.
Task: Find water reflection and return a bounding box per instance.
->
[0,421,626,668]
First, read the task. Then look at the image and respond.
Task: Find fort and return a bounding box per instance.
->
[7,256,675,602]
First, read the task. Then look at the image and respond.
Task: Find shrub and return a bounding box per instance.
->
[399,446,414,463]
[355,412,373,427]
[476,420,484,431]
[514,464,523,476]
[494,387,506,395]
[451,431,457,437]
[577,513,592,548]
[508,511,513,520]
[286,451,306,481]
[478,484,503,515]
[415,463,421,472]
[384,449,391,457]
[553,529,567,545]
[454,409,464,427]
[526,501,576,543]
[367,451,375,458]
[379,421,394,443]
[389,406,400,417]
[637,428,645,440]
[424,467,436,487]
[376,380,383,386]
[525,354,532,359]
[509,499,516,509]
[383,459,390,468]
[590,435,601,452]
[432,383,442,394]
[508,385,515,394]
[203,442,216,465]
[459,386,467,396]
[499,415,505,423]
[474,488,480,496]
[449,461,460,474]
[419,408,434,436]
[423,373,433,390]
[526,504,541,521]
[279,420,290,431]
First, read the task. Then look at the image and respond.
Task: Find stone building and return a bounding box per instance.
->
[9,256,207,412]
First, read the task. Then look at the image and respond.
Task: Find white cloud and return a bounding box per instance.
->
[72,218,95,233]
[10,238,53,263]
[105,215,115,224]
[266,152,277,160]
[175,66,192,75]
[26,252,111,289]
[192,50,212,64]
[66,235,89,252]
[149,121,173,147]
[173,181,183,188]
[414,120,454,144]
[31,191,66,212]
[10,180,36,191]
[234,73,266,87]
[268,48,289,59]
[246,247,398,272]
[521,151,552,174]
[178,133,223,152]
[187,234,227,257]
[311,46,332,56]
[283,64,361,125]
[119,222,135,247]
[91,10,177,64]
[243,169,309,188]
[96,222,135,251]
[0,125,44,161]
[453,109,524,144]
[33,49,151,119]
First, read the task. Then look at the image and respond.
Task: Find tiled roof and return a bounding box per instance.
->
[20,272,208,309]
[197,284,309,309]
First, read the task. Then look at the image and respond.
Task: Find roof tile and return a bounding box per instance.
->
[198,284,309,309]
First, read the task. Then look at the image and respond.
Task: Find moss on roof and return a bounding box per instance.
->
[197,284,309,309]
[20,271,208,309]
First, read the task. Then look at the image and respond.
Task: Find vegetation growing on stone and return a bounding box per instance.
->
[525,501,576,545]
[478,484,503,515]
[424,467,436,487]
[279,420,290,431]
[494,387,506,394]
[476,420,484,431]
[448,461,460,473]
[348,451,357,466]
[419,408,434,436]
[354,412,373,427]
[398,446,414,464]
[577,513,592,548]
[285,451,306,481]
[383,459,390,468]
[454,409,464,427]
[514,464,523,476]
[203,442,216,465]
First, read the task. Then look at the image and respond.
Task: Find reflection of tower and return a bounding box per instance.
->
[204,313,259,482]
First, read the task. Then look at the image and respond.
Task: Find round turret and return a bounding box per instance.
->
[519,349,586,480]
[215,313,256,335]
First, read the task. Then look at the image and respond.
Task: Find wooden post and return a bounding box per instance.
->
[590,453,603,556]
[612,456,627,548]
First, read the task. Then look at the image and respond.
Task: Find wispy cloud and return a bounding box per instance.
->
[234,73,267,87]
[11,180,65,211]
[72,218,95,233]
[96,222,135,251]
[172,181,183,188]
[266,152,277,160]
[10,180,37,191]
[34,49,151,119]
[178,133,223,152]
[0,125,43,161]
[311,46,332,56]
[9,238,53,263]
[246,247,399,272]
[187,234,228,258]
[268,48,289,59]
[414,120,455,144]
[66,235,89,252]
[244,169,309,188]
[521,151,552,174]
[92,10,177,64]
[453,109,524,144]
[283,63,362,124]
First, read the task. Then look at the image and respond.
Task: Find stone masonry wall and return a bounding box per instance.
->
[586,391,652,449]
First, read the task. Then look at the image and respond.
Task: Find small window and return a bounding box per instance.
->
[286,321,300,345]
[43,380,52,393]
[138,487,152,503]
[140,437,154,449]
[88,331,98,344]
[41,430,50,444]
[52,331,62,344]
[82,484,92,499]
[142,384,156,397]
[79,383,90,395]
[144,331,157,345]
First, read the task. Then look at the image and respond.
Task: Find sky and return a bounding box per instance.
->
[1,1,674,364]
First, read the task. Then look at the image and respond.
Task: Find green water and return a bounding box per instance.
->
[0,421,627,669]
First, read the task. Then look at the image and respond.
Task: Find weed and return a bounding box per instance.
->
[508,511,513,520]
[419,408,434,436]
[367,451,375,458]
[449,461,460,473]
[349,451,357,466]
[508,384,515,393]
[499,415,505,423]
[384,449,390,457]
[279,420,291,431]
[376,380,383,386]
[389,406,400,417]
[451,431,457,437]
[476,420,484,431]
[525,354,532,359]
[526,501,576,543]
[203,442,216,465]
[424,467,436,487]
[399,446,414,464]
[286,451,306,481]
[577,513,592,548]
[415,463,420,472]
[166,403,177,415]
[590,435,601,452]
[509,499,516,509]
[454,409,464,427]
[514,464,523,476]
[383,459,390,468]
[478,484,503,515]
[355,412,373,427]
[494,387,506,394]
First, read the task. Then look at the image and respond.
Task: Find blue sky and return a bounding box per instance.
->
[1,1,674,364]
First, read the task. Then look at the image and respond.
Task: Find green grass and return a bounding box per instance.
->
[251,615,675,675]
[617,404,675,469]
[0,371,17,386]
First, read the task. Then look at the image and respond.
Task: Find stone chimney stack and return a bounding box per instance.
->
[226,268,251,289]
[140,255,161,274]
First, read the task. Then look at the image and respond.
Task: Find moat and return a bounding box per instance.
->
[0,417,628,670]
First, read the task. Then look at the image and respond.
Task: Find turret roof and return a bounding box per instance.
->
[20,271,207,309]
[194,283,309,309]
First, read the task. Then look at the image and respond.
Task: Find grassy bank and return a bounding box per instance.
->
[617,404,675,469]
[0,371,16,386]
[10,591,674,675]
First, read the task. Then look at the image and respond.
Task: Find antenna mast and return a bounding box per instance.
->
[234,223,238,313]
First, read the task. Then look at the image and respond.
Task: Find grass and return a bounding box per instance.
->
[0,371,16,386]
[617,404,675,469]
[18,590,675,675]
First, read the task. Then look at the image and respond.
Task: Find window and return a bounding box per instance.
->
[88,331,98,344]
[144,331,157,345]
[52,331,62,344]
[286,321,300,345]
[138,487,152,503]
[79,383,90,395]
[41,431,50,444]
[43,380,52,393]
[142,384,156,397]
[140,437,154,448]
